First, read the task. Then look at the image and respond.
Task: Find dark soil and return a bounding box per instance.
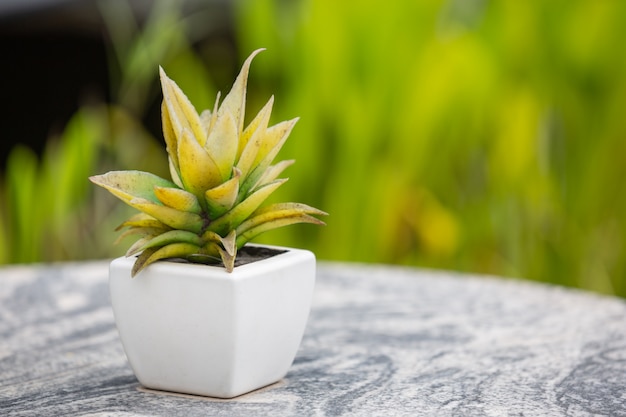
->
[163,245,287,269]
[232,245,287,267]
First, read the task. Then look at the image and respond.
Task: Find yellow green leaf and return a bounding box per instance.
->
[134,229,203,253]
[154,186,201,214]
[236,202,327,243]
[201,229,237,257]
[129,197,204,233]
[89,171,176,205]
[115,226,167,246]
[204,168,241,218]
[254,118,298,167]
[252,159,294,189]
[126,236,157,257]
[204,110,238,181]
[237,95,274,164]
[191,241,237,273]
[200,109,212,135]
[132,247,158,277]
[240,119,298,195]
[200,91,220,136]
[162,100,178,170]
[236,215,324,248]
[168,156,184,188]
[159,66,206,147]
[247,202,327,223]
[201,235,237,273]
[216,245,236,273]
[115,213,170,231]
[208,179,286,235]
[177,128,222,196]
[132,242,201,277]
[219,48,264,136]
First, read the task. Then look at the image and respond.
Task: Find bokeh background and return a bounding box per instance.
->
[2,0,626,297]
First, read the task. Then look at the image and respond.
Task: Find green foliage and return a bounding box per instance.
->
[234,0,626,296]
[3,0,626,297]
[0,0,211,264]
[0,105,166,263]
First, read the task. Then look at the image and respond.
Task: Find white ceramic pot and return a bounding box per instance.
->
[109,244,316,398]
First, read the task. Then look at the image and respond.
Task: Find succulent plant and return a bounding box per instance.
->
[90,49,326,275]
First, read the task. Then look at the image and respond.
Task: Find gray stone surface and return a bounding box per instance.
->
[1,261,625,416]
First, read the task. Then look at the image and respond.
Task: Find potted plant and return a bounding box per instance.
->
[90,49,326,398]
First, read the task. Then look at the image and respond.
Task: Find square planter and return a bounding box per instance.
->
[109,244,316,398]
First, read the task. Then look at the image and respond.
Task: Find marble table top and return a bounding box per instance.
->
[1,260,626,416]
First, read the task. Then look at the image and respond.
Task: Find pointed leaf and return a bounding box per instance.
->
[132,242,200,277]
[199,238,237,273]
[129,197,204,233]
[126,235,157,257]
[252,159,294,189]
[90,171,176,205]
[162,100,178,170]
[154,186,202,214]
[204,168,241,219]
[254,118,298,167]
[237,96,274,178]
[238,95,274,164]
[134,229,203,253]
[236,202,326,237]
[168,156,184,188]
[200,109,212,134]
[115,226,166,246]
[186,250,221,264]
[177,128,222,196]
[159,66,206,146]
[219,48,264,136]
[205,110,239,181]
[115,213,170,231]
[252,202,329,217]
[191,242,236,273]
[221,229,237,257]
[236,215,324,248]
[217,245,236,273]
[240,118,298,196]
[200,92,220,136]
[132,247,158,277]
[201,229,237,257]
[208,179,287,235]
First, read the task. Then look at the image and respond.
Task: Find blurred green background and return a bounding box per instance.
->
[1,0,626,297]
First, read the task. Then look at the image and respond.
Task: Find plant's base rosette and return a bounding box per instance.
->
[109,244,316,399]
